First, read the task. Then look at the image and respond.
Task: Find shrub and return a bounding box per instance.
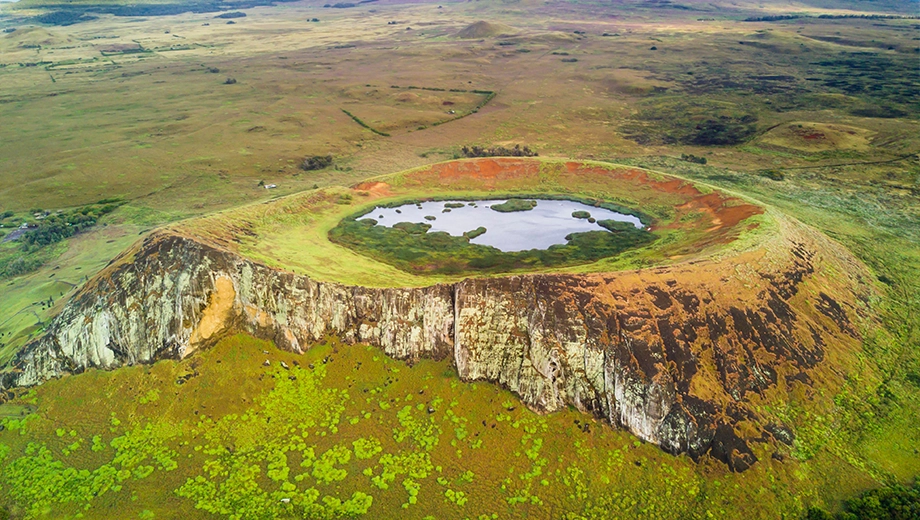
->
[460,144,537,158]
[301,155,333,171]
[688,117,757,146]
[680,153,707,164]
[759,170,785,181]
[805,480,920,520]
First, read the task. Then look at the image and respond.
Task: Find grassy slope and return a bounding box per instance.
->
[0,332,905,519]
[611,155,920,487]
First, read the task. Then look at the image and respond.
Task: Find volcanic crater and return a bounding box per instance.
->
[1,158,874,471]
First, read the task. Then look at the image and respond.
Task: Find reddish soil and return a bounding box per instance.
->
[428,158,541,185]
[407,158,763,243]
[353,181,394,197]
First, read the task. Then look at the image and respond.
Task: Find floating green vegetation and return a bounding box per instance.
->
[572,210,591,219]
[463,227,487,240]
[597,220,638,233]
[490,199,537,213]
[328,212,655,276]
[391,222,431,235]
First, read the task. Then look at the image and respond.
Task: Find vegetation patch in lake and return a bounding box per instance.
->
[329,198,654,275]
[490,199,537,213]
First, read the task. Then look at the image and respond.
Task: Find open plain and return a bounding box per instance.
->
[0,0,918,518]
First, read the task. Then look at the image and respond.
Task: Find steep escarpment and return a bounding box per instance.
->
[0,211,872,471]
[1,232,454,389]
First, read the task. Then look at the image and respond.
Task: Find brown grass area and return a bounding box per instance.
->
[758,122,874,152]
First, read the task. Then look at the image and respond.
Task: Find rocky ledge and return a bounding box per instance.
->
[0,217,872,472]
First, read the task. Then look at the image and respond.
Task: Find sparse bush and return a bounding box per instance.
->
[849,105,908,119]
[33,11,97,26]
[301,155,333,171]
[804,480,920,519]
[680,153,707,164]
[459,144,537,158]
[688,117,757,146]
[759,170,785,181]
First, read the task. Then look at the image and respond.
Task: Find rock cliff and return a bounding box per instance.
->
[0,214,871,471]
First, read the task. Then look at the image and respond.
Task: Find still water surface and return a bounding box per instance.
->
[358,199,643,252]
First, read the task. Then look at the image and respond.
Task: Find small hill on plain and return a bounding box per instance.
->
[456,21,516,39]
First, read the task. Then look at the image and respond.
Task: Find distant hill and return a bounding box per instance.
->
[795,0,919,14]
[456,21,516,39]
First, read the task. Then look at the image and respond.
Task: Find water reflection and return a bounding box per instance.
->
[358,199,643,252]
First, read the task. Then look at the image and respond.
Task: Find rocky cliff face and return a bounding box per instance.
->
[0,221,871,471]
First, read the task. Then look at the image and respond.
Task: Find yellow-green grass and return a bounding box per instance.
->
[0,332,910,519]
[176,158,771,288]
[0,3,916,236]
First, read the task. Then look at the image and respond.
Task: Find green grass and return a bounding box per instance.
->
[1,332,912,519]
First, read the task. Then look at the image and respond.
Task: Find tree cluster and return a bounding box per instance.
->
[680,153,707,164]
[805,479,919,520]
[459,144,537,158]
[301,155,333,171]
[21,204,119,248]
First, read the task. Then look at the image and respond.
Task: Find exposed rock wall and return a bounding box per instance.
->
[0,224,870,471]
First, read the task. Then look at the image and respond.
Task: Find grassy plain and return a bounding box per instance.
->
[0,0,918,517]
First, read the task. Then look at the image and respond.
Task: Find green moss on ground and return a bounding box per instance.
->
[0,332,914,519]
